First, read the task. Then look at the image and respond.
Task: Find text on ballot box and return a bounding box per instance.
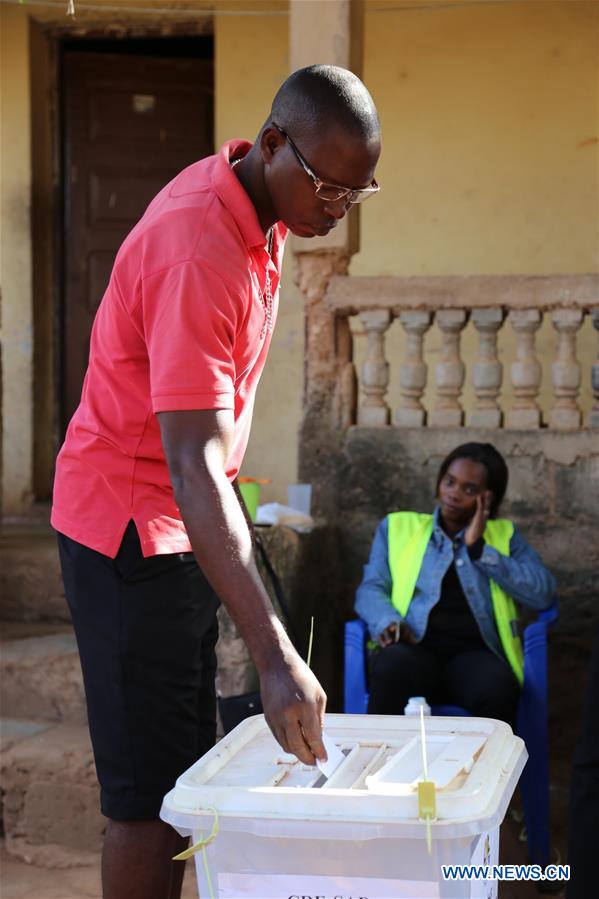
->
[160,713,527,899]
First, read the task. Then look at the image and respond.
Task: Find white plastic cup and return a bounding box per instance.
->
[404,696,431,717]
[287,483,312,516]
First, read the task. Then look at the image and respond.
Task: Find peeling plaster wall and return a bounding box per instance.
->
[358,0,598,276]
[330,429,598,620]
[1,6,33,514]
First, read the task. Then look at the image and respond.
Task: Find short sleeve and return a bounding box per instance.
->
[142,260,243,413]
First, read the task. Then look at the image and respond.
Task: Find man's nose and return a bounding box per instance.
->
[324,196,352,220]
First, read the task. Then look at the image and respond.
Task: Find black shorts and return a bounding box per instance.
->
[57,520,220,821]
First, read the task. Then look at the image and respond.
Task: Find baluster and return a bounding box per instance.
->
[506,309,542,429]
[471,308,505,428]
[429,309,467,427]
[358,309,392,426]
[334,318,357,429]
[396,311,432,427]
[550,308,584,430]
[591,309,599,428]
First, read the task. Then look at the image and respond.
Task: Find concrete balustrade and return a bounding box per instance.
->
[321,273,598,430]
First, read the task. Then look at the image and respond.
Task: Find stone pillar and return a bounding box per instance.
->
[471,307,504,428]
[358,309,392,426]
[429,309,467,427]
[289,0,362,259]
[591,309,599,429]
[295,251,353,514]
[396,310,432,427]
[295,251,353,427]
[290,0,365,516]
[506,309,542,429]
[550,308,584,430]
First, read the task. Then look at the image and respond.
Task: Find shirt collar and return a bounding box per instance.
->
[433,505,466,543]
[213,139,287,253]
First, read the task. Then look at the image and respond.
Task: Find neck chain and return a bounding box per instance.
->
[231,156,274,339]
[261,267,274,339]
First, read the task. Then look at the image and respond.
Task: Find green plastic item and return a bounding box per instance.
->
[239,482,260,522]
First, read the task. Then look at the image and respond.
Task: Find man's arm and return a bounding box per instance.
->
[158,408,326,765]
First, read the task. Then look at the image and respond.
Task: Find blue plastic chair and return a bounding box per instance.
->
[344,602,559,868]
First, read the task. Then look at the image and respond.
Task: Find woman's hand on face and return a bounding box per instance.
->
[464,490,493,546]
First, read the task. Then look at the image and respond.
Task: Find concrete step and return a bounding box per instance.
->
[0,718,53,754]
[1,632,87,724]
[0,721,105,864]
[0,526,68,622]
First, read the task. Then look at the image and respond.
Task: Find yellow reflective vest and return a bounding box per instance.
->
[387,511,524,685]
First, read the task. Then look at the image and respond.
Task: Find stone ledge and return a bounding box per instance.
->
[0,529,68,623]
[1,632,86,724]
[1,723,104,861]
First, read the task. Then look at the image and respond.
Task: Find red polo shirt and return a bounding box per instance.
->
[52,140,287,558]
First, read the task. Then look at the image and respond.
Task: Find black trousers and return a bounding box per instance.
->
[57,521,220,821]
[368,641,520,726]
[566,628,599,898]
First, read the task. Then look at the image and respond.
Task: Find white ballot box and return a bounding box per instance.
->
[160,713,527,899]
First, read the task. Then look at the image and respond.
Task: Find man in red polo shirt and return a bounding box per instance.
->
[53,65,380,899]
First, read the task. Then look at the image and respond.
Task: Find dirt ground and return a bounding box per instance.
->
[0,843,198,899]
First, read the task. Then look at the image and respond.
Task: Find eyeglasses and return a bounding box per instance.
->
[271,122,379,205]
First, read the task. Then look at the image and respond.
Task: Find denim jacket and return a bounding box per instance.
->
[354,506,556,661]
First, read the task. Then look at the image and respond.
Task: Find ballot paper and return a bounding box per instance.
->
[316,732,345,779]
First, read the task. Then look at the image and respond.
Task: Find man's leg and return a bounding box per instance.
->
[58,522,219,899]
[368,642,440,715]
[102,820,188,899]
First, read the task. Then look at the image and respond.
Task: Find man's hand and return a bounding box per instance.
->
[259,652,326,765]
[158,408,327,765]
[464,490,493,547]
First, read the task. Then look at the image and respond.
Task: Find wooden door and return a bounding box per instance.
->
[61,44,213,430]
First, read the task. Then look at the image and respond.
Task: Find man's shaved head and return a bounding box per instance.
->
[269,64,380,143]
[238,64,381,237]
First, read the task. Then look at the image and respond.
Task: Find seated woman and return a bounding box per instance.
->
[354,442,556,726]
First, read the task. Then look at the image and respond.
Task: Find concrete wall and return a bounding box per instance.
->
[333,429,598,619]
[358,0,598,277]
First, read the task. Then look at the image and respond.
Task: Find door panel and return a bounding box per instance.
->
[62,46,213,430]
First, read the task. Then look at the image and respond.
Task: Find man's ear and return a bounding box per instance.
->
[260,125,285,164]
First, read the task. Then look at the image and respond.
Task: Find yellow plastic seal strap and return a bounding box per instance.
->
[173,807,219,899]
[172,806,219,860]
[418,781,437,855]
[417,706,437,854]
